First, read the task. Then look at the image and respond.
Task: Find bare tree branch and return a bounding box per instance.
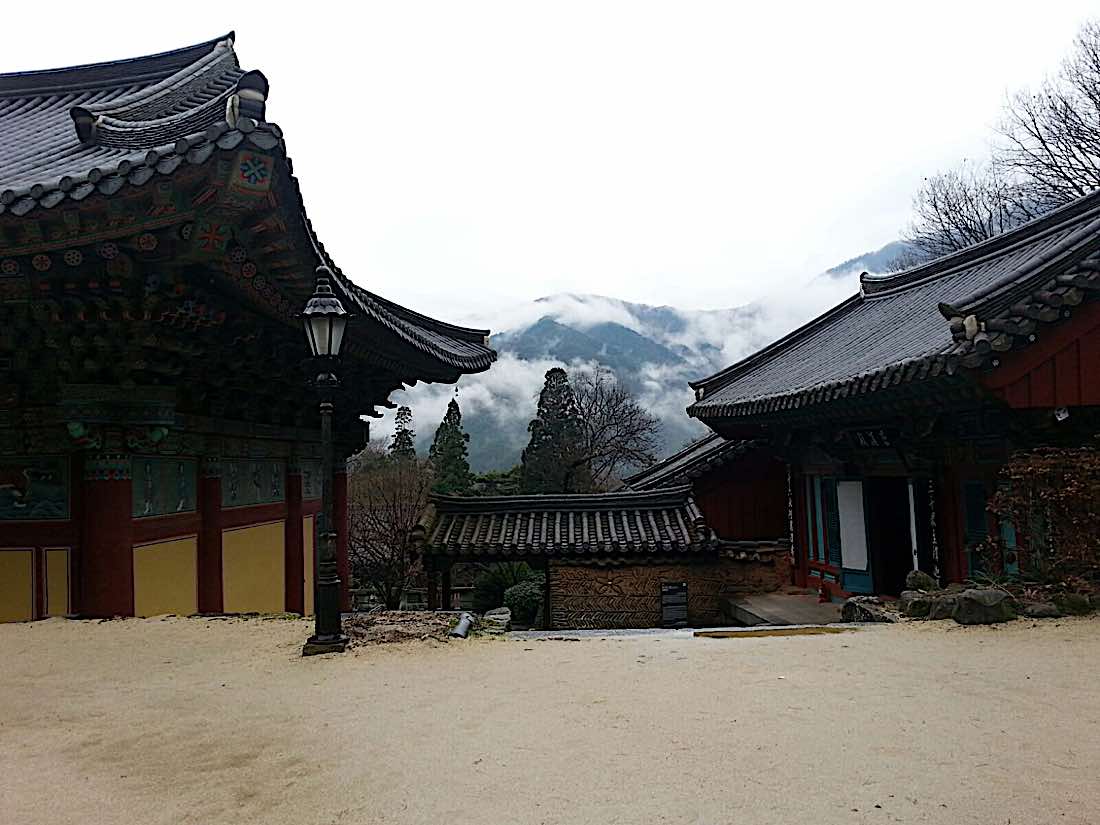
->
[347,444,434,608]
[569,366,661,490]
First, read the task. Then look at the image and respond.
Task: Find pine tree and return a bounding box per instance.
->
[428,399,473,495]
[388,406,417,461]
[520,367,592,494]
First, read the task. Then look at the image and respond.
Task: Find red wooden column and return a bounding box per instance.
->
[285,462,305,615]
[790,470,810,589]
[197,458,224,614]
[334,463,350,611]
[426,563,439,610]
[934,464,965,584]
[80,454,134,618]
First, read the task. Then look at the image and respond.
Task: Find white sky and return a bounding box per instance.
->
[6,1,1099,325]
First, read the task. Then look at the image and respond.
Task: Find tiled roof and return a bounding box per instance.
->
[415,485,719,559]
[690,189,1100,420]
[624,434,752,490]
[0,35,495,377]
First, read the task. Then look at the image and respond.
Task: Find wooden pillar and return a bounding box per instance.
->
[542,558,553,629]
[196,459,224,614]
[440,564,452,610]
[935,464,962,584]
[334,464,350,612]
[790,471,810,589]
[284,463,304,615]
[426,562,439,610]
[80,454,134,618]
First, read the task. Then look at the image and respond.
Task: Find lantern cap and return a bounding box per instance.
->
[302,265,350,358]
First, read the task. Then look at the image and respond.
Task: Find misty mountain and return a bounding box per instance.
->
[494,317,684,372]
[825,240,912,278]
[379,246,887,473]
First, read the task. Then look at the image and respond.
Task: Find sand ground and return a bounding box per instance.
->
[1,615,1098,825]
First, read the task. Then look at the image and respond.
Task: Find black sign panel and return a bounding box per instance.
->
[660,581,688,628]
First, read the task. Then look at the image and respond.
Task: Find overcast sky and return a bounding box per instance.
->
[6,1,1099,325]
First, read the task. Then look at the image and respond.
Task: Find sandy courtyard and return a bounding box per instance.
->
[1,616,1098,825]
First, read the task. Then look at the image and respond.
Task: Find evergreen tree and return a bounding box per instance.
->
[388,406,417,461]
[520,367,592,494]
[428,399,473,495]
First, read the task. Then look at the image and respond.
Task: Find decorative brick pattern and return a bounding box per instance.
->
[549,551,789,629]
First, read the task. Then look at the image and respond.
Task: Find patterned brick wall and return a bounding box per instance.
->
[549,551,789,629]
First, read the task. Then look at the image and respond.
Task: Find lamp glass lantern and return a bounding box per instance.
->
[302,266,349,358]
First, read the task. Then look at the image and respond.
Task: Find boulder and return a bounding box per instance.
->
[841,596,898,623]
[1053,592,1093,615]
[905,569,940,592]
[1021,602,1061,619]
[953,589,1016,625]
[899,590,933,618]
[927,593,961,621]
[480,606,512,634]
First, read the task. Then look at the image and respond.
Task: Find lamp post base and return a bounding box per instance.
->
[302,634,349,656]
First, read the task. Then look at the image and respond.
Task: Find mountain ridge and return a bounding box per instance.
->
[379,245,888,472]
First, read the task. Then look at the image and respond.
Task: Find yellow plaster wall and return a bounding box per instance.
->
[0,550,34,622]
[45,548,70,617]
[133,537,198,617]
[222,521,285,614]
[303,515,315,616]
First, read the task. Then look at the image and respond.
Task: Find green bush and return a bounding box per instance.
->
[471,562,538,613]
[504,577,545,625]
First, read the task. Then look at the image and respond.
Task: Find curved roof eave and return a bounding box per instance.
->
[0,34,497,380]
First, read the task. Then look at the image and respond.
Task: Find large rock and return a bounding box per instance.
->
[1021,602,1061,619]
[1053,593,1093,616]
[841,596,898,623]
[480,606,512,634]
[905,570,939,592]
[899,590,933,618]
[953,589,1016,625]
[927,593,961,621]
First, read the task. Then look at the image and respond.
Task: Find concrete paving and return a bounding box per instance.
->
[727,592,843,626]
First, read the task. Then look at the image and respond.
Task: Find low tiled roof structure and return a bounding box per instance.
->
[624,434,753,490]
[0,34,495,381]
[414,485,719,559]
[689,190,1100,421]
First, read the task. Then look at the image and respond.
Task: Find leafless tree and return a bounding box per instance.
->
[569,366,661,490]
[347,444,435,608]
[997,21,1100,208]
[898,161,1038,264]
[895,21,1100,270]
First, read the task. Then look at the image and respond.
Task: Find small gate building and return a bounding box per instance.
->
[414,484,790,629]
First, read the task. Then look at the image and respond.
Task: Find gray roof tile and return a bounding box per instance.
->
[690,190,1100,420]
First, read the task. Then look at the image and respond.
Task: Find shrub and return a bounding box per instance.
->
[504,577,545,625]
[470,562,539,613]
[986,446,1100,584]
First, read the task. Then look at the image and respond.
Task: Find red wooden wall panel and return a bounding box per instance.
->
[982,301,1100,409]
[1081,327,1100,405]
[1054,345,1081,407]
[693,451,788,541]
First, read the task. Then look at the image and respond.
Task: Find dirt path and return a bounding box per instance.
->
[1,615,1097,825]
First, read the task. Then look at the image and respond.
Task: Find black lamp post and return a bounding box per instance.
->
[301,265,350,656]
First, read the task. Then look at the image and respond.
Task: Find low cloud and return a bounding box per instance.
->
[371,270,864,470]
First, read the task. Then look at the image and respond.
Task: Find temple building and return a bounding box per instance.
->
[689,192,1100,599]
[0,35,495,622]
